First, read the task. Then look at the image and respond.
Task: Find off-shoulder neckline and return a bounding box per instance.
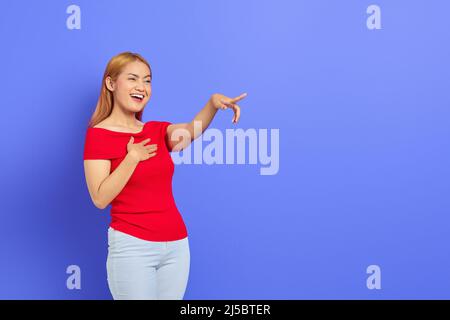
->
[89,121,152,135]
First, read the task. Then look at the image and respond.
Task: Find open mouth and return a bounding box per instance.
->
[130,93,144,102]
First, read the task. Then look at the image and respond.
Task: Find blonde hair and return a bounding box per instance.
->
[87,51,152,128]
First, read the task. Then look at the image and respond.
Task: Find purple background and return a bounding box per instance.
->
[0,0,449,299]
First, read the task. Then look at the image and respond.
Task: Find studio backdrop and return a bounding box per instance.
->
[1,0,449,299]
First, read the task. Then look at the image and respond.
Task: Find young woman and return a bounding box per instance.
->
[83,51,247,300]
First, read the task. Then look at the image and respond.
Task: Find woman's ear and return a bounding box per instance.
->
[105,76,115,91]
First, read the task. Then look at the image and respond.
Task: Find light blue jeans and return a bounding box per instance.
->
[106,227,190,300]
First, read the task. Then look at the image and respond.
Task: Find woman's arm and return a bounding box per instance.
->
[84,138,156,209]
[84,153,139,209]
[166,92,247,152]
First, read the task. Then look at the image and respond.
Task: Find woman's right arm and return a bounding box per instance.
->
[84,153,139,209]
[84,136,157,209]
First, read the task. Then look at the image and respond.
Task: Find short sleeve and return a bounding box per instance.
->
[83,129,127,160]
[160,121,173,152]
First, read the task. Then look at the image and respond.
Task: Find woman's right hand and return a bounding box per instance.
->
[127,137,158,162]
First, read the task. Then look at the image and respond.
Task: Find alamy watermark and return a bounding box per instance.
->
[66,264,81,290]
[169,121,280,176]
[366,264,381,290]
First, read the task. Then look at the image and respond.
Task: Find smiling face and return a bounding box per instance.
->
[106,60,152,113]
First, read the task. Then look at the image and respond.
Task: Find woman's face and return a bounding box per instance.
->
[106,61,152,113]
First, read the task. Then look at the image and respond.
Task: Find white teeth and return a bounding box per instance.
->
[130,94,144,99]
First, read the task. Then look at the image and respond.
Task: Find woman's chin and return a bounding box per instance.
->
[127,104,145,112]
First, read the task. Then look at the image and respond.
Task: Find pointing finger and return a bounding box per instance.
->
[231,92,248,103]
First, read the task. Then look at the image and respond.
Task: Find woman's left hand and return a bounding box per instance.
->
[210,92,248,123]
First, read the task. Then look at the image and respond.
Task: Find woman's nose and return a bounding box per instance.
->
[136,79,147,89]
[135,83,145,91]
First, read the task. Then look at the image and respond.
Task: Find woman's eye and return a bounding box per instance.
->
[128,78,150,83]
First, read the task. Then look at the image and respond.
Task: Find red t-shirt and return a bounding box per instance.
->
[83,120,188,242]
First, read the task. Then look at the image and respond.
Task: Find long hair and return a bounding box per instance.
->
[87,51,152,128]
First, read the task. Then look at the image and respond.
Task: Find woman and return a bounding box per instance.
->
[83,51,247,300]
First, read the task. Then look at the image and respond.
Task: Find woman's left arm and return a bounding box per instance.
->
[166,92,247,152]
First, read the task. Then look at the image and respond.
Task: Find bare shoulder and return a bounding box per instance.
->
[93,119,145,131]
[93,118,114,129]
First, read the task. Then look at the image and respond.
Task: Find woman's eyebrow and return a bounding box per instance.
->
[127,73,151,78]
